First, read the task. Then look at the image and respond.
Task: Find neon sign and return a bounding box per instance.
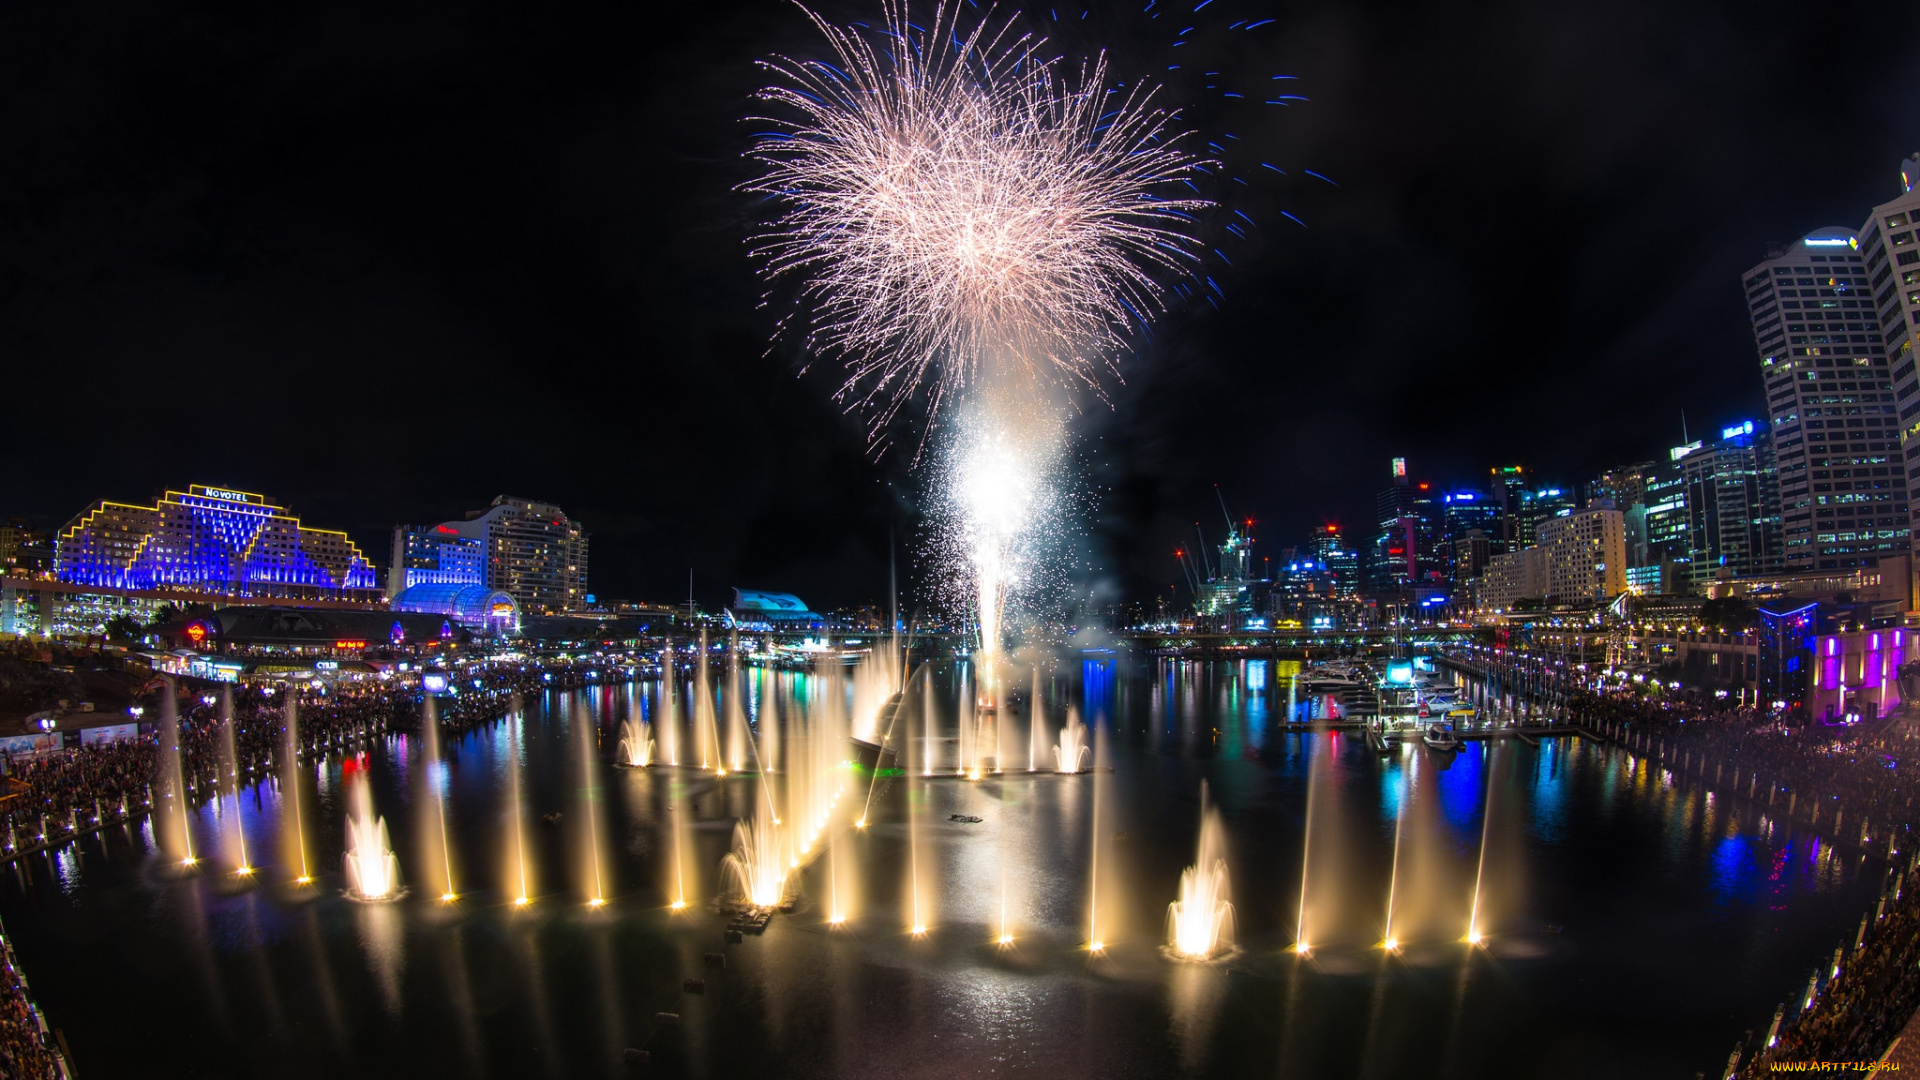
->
[184,622,208,645]
[200,488,254,503]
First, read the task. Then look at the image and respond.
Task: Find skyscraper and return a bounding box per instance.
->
[1678,420,1785,583]
[1489,466,1529,555]
[1870,155,1920,569]
[1309,524,1359,598]
[436,496,590,614]
[1369,459,1443,596]
[1440,490,1497,590]
[1745,224,1908,571]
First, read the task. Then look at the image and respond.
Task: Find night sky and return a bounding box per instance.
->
[3,0,1917,612]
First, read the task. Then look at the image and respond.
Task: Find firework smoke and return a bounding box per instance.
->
[748,1,1212,689]
[746,0,1211,444]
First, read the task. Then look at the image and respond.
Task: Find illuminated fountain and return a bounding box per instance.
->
[667,773,693,912]
[280,698,312,885]
[921,669,939,776]
[1028,667,1049,772]
[416,697,458,902]
[851,644,901,743]
[957,674,978,778]
[156,684,197,869]
[504,712,534,907]
[724,635,749,774]
[658,644,680,767]
[1466,744,1501,946]
[343,765,401,902]
[694,630,720,771]
[721,806,789,909]
[617,717,653,768]
[1167,782,1235,960]
[1383,767,1410,952]
[1054,707,1089,775]
[217,690,254,878]
[576,705,609,907]
[758,663,781,776]
[1087,723,1110,953]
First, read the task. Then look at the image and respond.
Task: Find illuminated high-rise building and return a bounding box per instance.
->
[1745,222,1907,571]
[1489,466,1529,555]
[1676,420,1785,583]
[1308,524,1358,598]
[386,525,486,598]
[1869,155,1920,568]
[55,484,379,599]
[1369,458,1443,595]
[1440,490,1496,588]
[436,495,590,614]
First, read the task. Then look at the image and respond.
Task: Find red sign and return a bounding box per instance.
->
[184,623,208,645]
[334,640,367,650]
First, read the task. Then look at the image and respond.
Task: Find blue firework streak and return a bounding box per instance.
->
[1035,0,1333,298]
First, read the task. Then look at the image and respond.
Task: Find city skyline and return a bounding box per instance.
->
[2,0,1917,613]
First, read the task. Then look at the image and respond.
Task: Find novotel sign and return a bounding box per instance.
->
[200,487,255,503]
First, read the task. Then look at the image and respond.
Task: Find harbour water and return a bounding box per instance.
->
[0,658,1884,1078]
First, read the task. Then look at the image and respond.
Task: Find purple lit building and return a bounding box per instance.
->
[54,484,379,601]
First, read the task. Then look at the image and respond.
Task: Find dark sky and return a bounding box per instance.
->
[3,0,1917,612]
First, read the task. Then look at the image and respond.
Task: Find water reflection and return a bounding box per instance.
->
[0,660,1895,1078]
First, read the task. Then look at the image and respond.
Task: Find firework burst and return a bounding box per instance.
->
[746,0,1212,447]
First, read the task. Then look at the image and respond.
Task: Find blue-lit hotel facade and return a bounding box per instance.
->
[55,484,380,601]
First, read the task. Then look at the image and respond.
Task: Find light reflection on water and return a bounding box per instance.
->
[0,659,1892,1079]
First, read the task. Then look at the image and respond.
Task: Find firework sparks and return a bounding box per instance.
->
[746,0,1212,444]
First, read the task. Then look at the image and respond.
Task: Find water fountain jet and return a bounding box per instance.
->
[1054,707,1089,774]
[617,717,653,768]
[343,761,401,902]
[577,704,610,907]
[721,806,788,909]
[1166,781,1234,960]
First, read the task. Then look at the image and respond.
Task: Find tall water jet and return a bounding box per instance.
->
[724,634,749,774]
[658,644,681,767]
[907,762,929,936]
[218,689,254,877]
[1028,667,1048,772]
[342,759,401,902]
[721,805,789,909]
[1466,744,1500,945]
[1054,707,1089,774]
[1088,723,1110,952]
[957,669,977,778]
[279,697,312,885]
[826,825,849,925]
[850,645,900,743]
[667,774,692,912]
[156,682,196,868]
[504,713,533,907]
[922,668,939,776]
[694,630,719,771]
[618,716,654,768]
[576,704,610,907]
[1167,781,1234,960]
[1293,733,1321,955]
[418,697,458,902]
[1383,768,1409,951]
[759,668,780,776]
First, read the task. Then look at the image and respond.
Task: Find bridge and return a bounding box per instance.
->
[1115,628,1483,656]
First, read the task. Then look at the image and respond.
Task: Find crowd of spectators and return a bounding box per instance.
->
[0,658,623,851]
[0,935,63,1079]
[1564,686,1920,839]
[0,647,649,1076]
[1741,861,1918,1074]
